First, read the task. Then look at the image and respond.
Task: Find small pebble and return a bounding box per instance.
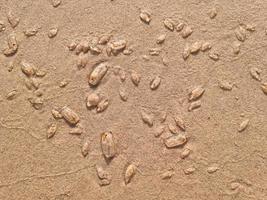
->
[86,93,100,108]
[0,21,6,32]
[7,11,20,28]
[207,166,219,173]
[161,169,174,180]
[140,10,151,24]
[181,26,193,38]
[184,167,196,175]
[6,90,17,100]
[156,34,166,44]
[208,7,217,19]
[47,123,57,139]
[48,27,58,38]
[176,22,184,32]
[180,148,191,159]
[51,0,61,7]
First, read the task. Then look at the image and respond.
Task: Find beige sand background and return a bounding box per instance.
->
[0,0,267,199]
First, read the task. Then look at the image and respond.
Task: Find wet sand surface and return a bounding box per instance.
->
[0,0,267,199]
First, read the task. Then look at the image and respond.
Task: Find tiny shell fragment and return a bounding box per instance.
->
[111,65,120,75]
[163,18,174,31]
[181,26,193,38]
[24,78,34,90]
[24,28,38,37]
[161,169,174,179]
[68,41,77,51]
[156,34,166,44]
[48,27,58,38]
[59,79,69,88]
[7,11,20,28]
[81,140,90,157]
[110,39,127,55]
[142,55,150,61]
[235,26,246,42]
[174,116,186,131]
[3,33,18,56]
[176,22,184,32]
[51,109,62,119]
[164,134,187,148]
[105,46,112,56]
[154,125,165,137]
[75,43,83,55]
[6,90,17,100]
[141,110,153,127]
[184,167,195,175]
[119,70,126,82]
[122,48,133,55]
[232,41,241,54]
[7,61,14,72]
[182,44,191,60]
[140,10,151,24]
[29,97,44,110]
[76,53,88,69]
[149,48,161,56]
[209,51,219,61]
[230,182,241,190]
[21,61,36,77]
[86,93,100,108]
[80,40,90,53]
[207,166,219,173]
[51,0,61,7]
[88,62,108,86]
[168,123,178,134]
[99,179,111,186]
[208,7,217,19]
[90,46,102,55]
[0,21,6,32]
[114,65,122,77]
[124,164,136,184]
[189,86,205,101]
[96,165,110,180]
[150,76,161,90]
[188,100,201,111]
[201,42,212,52]
[106,46,112,57]
[131,71,141,86]
[238,119,249,132]
[250,67,261,81]
[96,98,109,112]
[69,125,83,135]
[47,123,57,139]
[91,37,99,46]
[34,88,43,97]
[96,166,111,186]
[32,86,41,94]
[61,106,80,125]
[101,131,116,159]
[92,45,101,54]
[31,77,40,89]
[190,41,202,54]
[180,148,191,159]
[119,87,128,101]
[219,80,233,91]
[7,34,18,48]
[246,24,256,32]
[261,83,267,94]
[99,35,111,45]
[162,56,168,66]
[160,111,167,123]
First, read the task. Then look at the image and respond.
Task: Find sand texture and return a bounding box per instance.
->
[0,0,267,199]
